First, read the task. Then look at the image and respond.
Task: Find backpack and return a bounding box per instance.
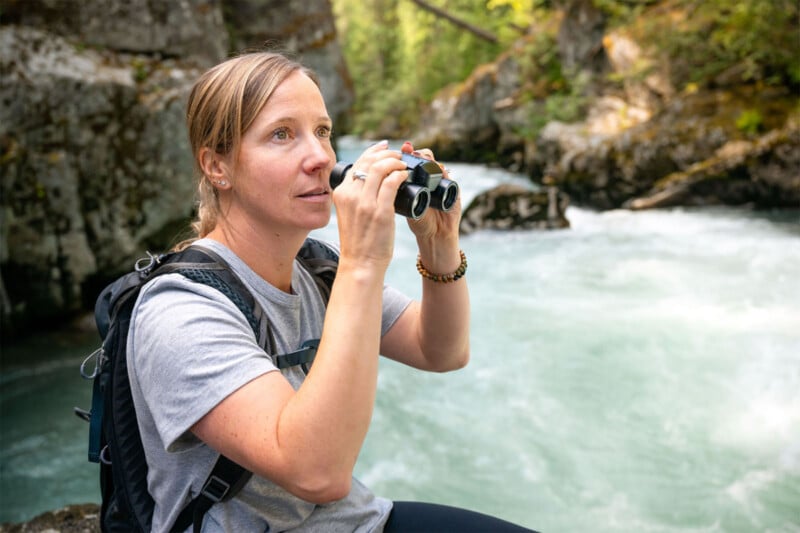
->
[75,238,339,532]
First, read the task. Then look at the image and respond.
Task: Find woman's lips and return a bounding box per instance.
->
[298,188,330,201]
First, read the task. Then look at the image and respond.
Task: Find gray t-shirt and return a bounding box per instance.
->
[127,239,412,532]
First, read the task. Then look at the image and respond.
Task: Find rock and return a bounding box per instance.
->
[413,58,511,163]
[224,0,354,123]
[537,87,800,210]
[602,30,673,111]
[557,0,611,83]
[626,120,800,209]
[0,1,354,340]
[1,25,201,336]
[459,183,570,234]
[2,0,228,66]
[412,7,671,177]
[0,504,100,533]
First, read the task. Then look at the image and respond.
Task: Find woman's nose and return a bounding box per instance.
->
[304,137,333,172]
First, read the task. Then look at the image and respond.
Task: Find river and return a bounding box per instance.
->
[1,137,798,531]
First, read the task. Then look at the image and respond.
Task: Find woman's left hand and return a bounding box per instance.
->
[379,143,470,373]
[401,142,461,245]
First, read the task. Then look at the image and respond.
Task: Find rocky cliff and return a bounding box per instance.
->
[413,1,799,212]
[0,0,352,339]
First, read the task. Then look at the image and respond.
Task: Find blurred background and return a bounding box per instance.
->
[1,1,798,531]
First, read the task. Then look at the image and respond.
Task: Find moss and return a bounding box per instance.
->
[736,109,764,136]
[130,58,150,83]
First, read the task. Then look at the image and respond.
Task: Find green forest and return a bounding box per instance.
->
[332,0,799,136]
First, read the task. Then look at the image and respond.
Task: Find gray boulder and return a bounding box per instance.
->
[1,25,201,334]
[2,0,229,66]
[224,0,353,122]
[537,88,800,210]
[460,183,569,234]
[625,120,800,209]
[1,0,353,338]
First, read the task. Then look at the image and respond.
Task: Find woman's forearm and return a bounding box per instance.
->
[415,240,471,371]
[280,258,386,486]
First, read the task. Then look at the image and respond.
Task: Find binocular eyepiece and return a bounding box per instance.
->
[330,152,459,219]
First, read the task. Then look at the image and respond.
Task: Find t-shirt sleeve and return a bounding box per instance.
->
[128,274,278,453]
[381,283,412,335]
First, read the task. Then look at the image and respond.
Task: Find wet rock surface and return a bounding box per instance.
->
[0,504,100,533]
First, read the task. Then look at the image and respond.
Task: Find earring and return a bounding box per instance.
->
[214,180,228,186]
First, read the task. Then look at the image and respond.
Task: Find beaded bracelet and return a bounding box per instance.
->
[416,250,468,283]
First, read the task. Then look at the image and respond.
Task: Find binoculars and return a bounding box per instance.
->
[330,152,459,219]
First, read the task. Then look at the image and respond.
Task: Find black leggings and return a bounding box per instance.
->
[384,501,538,533]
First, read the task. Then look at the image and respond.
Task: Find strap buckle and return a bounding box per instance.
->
[201,475,231,503]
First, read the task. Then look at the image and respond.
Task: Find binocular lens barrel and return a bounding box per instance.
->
[431,178,459,212]
[395,183,431,220]
[330,162,351,189]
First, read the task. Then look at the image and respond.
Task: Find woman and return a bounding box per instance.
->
[128,51,532,532]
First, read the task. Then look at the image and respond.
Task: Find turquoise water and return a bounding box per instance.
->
[1,138,798,530]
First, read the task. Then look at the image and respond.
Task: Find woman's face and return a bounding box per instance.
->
[226,71,336,236]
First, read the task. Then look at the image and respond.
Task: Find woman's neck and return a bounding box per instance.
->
[205,224,307,293]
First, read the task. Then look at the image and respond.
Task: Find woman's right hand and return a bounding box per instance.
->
[332,140,408,274]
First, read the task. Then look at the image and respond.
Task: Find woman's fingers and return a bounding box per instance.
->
[376,168,409,212]
[413,148,434,159]
[357,156,405,197]
[334,146,406,248]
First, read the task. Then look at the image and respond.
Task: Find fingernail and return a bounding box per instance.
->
[376,139,389,146]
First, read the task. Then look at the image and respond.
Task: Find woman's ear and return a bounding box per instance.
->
[199,147,231,189]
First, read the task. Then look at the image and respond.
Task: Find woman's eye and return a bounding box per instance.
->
[317,125,332,138]
[272,128,290,141]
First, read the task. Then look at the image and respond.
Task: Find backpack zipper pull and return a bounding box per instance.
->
[80,347,103,379]
[134,251,161,276]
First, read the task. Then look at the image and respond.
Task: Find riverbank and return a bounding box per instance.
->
[0,504,99,533]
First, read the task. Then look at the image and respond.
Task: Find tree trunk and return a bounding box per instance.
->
[409,0,498,43]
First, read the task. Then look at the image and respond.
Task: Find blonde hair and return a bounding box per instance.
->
[177,51,317,249]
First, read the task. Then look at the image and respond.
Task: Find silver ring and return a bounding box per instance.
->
[353,170,368,180]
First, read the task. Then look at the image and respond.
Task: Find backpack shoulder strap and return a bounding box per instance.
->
[89,247,256,533]
[172,240,337,532]
[171,455,252,533]
[297,237,339,303]
[167,246,271,350]
[158,248,257,533]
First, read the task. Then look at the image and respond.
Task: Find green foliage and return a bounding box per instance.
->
[332,0,535,134]
[544,72,589,122]
[515,28,566,98]
[511,20,591,138]
[735,108,763,136]
[332,0,799,138]
[637,0,800,88]
[130,58,151,83]
[592,0,649,25]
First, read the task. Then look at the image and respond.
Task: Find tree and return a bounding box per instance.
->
[408,0,499,43]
